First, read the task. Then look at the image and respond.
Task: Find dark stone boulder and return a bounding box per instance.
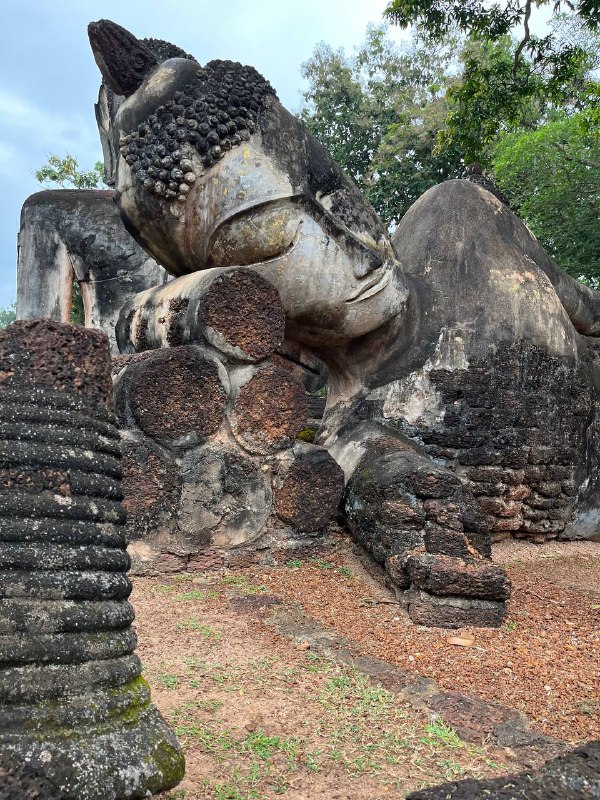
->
[406,739,600,799]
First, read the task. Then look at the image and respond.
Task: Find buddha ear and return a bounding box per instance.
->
[88,19,159,97]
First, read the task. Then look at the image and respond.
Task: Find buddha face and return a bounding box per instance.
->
[93,27,407,347]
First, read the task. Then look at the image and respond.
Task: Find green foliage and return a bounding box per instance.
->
[0,302,16,329]
[437,35,544,163]
[492,112,600,285]
[35,154,105,189]
[70,280,85,325]
[296,426,317,443]
[300,25,463,224]
[384,2,600,164]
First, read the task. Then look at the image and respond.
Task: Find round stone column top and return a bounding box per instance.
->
[0,319,113,410]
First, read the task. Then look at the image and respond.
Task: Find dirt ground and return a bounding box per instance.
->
[136,537,600,800]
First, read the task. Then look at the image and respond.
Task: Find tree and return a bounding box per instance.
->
[384,2,600,163]
[492,112,600,285]
[0,303,16,329]
[300,25,463,225]
[35,154,105,189]
[384,1,600,69]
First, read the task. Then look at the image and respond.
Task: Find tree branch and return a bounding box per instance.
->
[551,139,600,169]
[513,0,532,76]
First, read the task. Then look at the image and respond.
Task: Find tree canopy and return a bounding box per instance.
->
[492,111,600,285]
[0,303,16,329]
[35,155,105,189]
[300,16,600,285]
[384,2,600,163]
[300,25,463,225]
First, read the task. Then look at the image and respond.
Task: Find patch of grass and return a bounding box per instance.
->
[176,589,219,601]
[173,722,235,754]
[169,699,225,721]
[248,656,278,671]
[177,618,222,639]
[156,673,179,689]
[183,658,242,690]
[143,575,505,796]
[504,621,517,631]
[421,720,466,750]
[212,767,262,800]
[154,583,178,594]
[239,730,302,766]
[285,559,303,568]
[220,575,268,594]
[310,557,334,570]
[303,653,334,673]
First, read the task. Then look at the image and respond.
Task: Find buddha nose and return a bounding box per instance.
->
[352,248,383,279]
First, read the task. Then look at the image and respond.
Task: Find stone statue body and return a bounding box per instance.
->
[88,20,600,625]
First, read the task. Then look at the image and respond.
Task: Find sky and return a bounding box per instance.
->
[0,0,405,310]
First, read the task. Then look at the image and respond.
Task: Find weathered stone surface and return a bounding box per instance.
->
[88,19,159,96]
[0,318,113,409]
[17,191,167,352]
[273,443,345,532]
[87,20,600,624]
[406,554,511,601]
[117,268,285,361]
[406,739,600,799]
[0,320,183,799]
[113,344,339,571]
[406,590,507,628]
[0,754,69,799]
[228,363,307,453]
[273,340,328,394]
[178,444,271,547]
[121,432,181,540]
[115,345,227,444]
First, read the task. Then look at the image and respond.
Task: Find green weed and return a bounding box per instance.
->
[310,557,334,570]
[156,674,179,689]
[176,589,218,601]
[421,720,465,750]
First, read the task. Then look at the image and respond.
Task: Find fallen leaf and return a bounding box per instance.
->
[447,635,475,647]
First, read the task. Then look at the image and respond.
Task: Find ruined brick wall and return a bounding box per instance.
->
[405,342,591,542]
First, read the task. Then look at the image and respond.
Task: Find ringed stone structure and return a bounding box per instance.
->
[85,19,600,626]
[0,320,184,798]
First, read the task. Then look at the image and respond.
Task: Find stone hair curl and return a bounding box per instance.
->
[119,60,277,203]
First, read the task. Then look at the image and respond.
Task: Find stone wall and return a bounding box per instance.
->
[389,342,592,543]
[112,268,344,574]
[17,189,168,352]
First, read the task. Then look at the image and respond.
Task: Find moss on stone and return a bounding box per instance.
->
[296,426,317,443]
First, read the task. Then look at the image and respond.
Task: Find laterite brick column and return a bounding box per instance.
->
[0,320,184,799]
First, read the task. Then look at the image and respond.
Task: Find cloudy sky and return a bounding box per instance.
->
[0,0,405,310]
